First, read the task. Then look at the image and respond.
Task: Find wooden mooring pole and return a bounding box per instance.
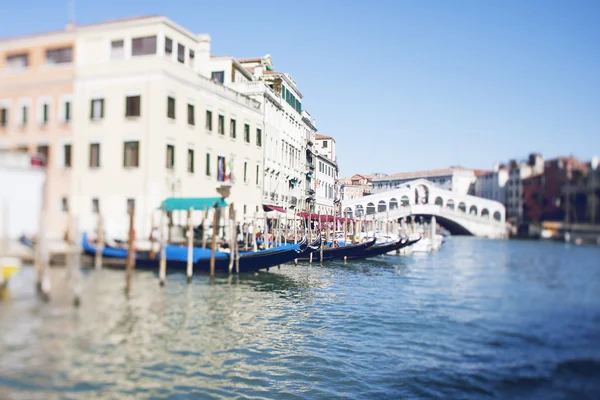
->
[209,206,219,279]
[125,208,135,295]
[159,204,167,286]
[94,213,103,270]
[186,207,194,283]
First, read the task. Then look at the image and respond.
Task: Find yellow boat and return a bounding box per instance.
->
[0,257,22,286]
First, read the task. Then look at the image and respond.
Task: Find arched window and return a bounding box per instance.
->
[469,205,478,215]
[447,199,455,210]
[377,200,387,213]
[493,211,502,221]
[344,207,353,218]
[401,195,410,206]
[481,208,490,218]
[355,205,364,217]
[366,202,376,215]
[389,198,398,210]
[458,202,466,212]
[434,197,443,206]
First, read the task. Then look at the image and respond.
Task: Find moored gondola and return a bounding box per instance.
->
[346,237,413,260]
[296,237,377,262]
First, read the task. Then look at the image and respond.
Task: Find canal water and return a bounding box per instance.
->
[1,237,600,399]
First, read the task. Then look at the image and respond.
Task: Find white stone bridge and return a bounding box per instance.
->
[341,179,508,239]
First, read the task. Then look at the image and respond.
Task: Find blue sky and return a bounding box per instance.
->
[2,0,599,176]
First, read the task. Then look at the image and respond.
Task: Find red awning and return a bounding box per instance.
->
[263,205,287,213]
[296,212,354,223]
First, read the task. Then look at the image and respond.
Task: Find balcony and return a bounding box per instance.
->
[307,160,315,171]
[306,188,315,196]
[290,196,298,208]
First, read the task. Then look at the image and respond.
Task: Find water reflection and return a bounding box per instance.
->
[1,239,600,399]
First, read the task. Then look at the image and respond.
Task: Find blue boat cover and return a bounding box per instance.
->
[158,197,228,211]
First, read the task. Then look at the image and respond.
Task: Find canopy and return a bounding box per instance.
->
[296,212,354,223]
[263,204,287,213]
[158,197,228,211]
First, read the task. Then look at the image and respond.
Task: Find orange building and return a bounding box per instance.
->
[0,26,75,239]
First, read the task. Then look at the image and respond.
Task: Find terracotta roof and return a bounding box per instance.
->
[474,169,492,177]
[372,167,474,182]
[316,134,333,140]
[237,57,262,63]
[264,70,282,75]
[78,15,160,28]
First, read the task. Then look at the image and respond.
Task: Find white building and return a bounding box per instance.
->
[216,55,317,214]
[314,134,338,215]
[71,16,265,238]
[474,165,509,205]
[371,167,481,196]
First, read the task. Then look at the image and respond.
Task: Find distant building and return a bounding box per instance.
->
[371,167,481,196]
[473,164,509,205]
[313,134,339,214]
[339,174,375,201]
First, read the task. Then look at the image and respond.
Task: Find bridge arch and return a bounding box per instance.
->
[447,199,455,210]
[366,202,376,215]
[469,205,478,215]
[401,195,410,206]
[434,196,443,206]
[355,205,364,217]
[389,198,398,210]
[377,200,387,213]
[481,208,490,218]
[458,202,466,213]
[415,184,430,204]
[493,211,502,221]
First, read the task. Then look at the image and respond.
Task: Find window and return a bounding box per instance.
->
[6,53,28,69]
[46,47,72,64]
[132,36,157,56]
[188,149,194,173]
[230,119,236,138]
[177,44,185,63]
[189,50,195,67]
[205,153,211,176]
[187,104,195,125]
[165,37,173,56]
[21,105,27,125]
[90,99,104,120]
[63,144,71,168]
[166,145,175,169]
[244,123,250,143]
[256,128,262,147]
[0,107,6,127]
[211,71,224,84]
[167,96,175,119]
[127,198,135,214]
[89,143,100,168]
[323,141,328,148]
[37,145,49,165]
[61,197,68,212]
[206,110,212,131]
[243,161,248,183]
[256,164,260,185]
[111,40,124,59]
[64,101,71,123]
[125,95,141,117]
[92,198,99,214]
[41,103,49,124]
[217,156,226,182]
[218,115,224,135]
[243,205,247,215]
[123,141,139,168]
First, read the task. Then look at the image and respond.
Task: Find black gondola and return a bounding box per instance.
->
[296,237,377,262]
[346,237,414,260]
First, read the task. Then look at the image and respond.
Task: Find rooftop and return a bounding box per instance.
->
[372,167,475,182]
[316,134,334,141]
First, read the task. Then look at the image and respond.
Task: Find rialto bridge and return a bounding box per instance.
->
[341,179,508,239]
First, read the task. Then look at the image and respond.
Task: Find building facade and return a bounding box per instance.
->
[71,16,264,238]
[339,174,374,201]
[371,167,480,196]
[229,56,317,213]
[314,134,339,215]
[0,27,76,239]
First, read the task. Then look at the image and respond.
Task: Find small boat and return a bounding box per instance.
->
[80,233,311,274]
[296,238,377,262]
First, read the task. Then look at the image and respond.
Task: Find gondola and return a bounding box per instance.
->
[346,237,413,260]
[296,237,377,262]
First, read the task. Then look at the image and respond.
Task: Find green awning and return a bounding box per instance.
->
[158,197,228,211]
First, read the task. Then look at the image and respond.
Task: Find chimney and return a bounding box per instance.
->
[195,34,211,78]
[592,156,599,170]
